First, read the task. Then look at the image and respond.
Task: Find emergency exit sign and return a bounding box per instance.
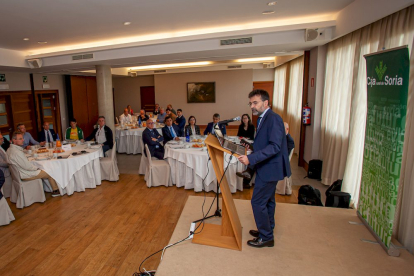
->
[0,74,5,82]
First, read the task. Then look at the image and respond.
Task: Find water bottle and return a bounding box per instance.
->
[186,129,190,143]
[138,116,142,127]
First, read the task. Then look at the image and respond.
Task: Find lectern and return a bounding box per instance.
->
[192,134,243,251]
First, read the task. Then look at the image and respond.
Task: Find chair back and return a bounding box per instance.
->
[289,148,294,162]
[8,164,22,196]
[144,144,152,167]
[111,142,117,161]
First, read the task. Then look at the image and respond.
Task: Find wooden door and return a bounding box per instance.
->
[140,86,155,112]
[252,81,274,127]
[11,92,37,139]
[36,92,62,139]
[0,95,14,140]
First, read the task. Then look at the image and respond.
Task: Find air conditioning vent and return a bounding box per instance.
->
[154,70,167,73]
[128,72,137,77]
[72,53,94,61]
[228,65,242,69]
[220,37,252,46]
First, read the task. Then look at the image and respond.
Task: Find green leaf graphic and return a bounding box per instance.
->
[375,61,387,81]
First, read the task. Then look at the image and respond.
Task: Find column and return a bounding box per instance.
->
[96,65,114,130]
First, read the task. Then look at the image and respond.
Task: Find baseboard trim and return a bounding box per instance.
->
[303,160,309,173]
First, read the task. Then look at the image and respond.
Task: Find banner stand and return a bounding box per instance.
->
[357,212,400,257]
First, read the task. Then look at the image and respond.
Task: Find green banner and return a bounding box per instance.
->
[358,47,409,249]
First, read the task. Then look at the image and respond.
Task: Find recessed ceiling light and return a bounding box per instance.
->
[23,38,29,41]
[262,10,275,15]
[236,57,275,62]
[267,1,277,5]
[129,61,211,71]
[38,41,48,44]
[123,22,131,26]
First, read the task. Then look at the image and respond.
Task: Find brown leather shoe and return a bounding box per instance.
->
[247,237,274,248]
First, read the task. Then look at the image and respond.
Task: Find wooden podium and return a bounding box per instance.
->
[192,134,243,251]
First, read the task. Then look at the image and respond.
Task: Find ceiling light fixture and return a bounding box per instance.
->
[267,1,277,5]
[129,61,212,71]
[23,38,29,41]
[38,41,48,44]
[123,22,131,26]
[262,10,275,15]
[236,57,275,63]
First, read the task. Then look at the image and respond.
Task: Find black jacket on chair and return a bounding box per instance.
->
[86,126,114,149]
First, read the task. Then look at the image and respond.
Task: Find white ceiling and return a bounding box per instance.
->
[0,0,353,53]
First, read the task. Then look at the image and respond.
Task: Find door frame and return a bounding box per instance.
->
[34,90,62,139]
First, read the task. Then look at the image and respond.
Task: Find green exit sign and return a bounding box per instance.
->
[42,76,48,83]
[0,74,5,82]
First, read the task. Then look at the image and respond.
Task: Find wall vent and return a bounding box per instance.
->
[72,53,94,61]
[220,37,252,46]
[228,65,242,69]
[154,70,167,73]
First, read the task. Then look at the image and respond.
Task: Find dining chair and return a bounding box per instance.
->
[100,142,120,181]
[0,196,15,226]
[9,164,46,209]
[138,137,157,175]
[0,168,12,198]
[144,144,172,188]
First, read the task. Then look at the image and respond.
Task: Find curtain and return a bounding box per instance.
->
[272,64,287,116]
[285,57,304,152]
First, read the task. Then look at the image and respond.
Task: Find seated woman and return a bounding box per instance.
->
[237,114,255,140]
[65,118,84,141]
[184,116,200,136]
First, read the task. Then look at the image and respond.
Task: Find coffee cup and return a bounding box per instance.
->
[53,153,58,158]
[77,140,81,145]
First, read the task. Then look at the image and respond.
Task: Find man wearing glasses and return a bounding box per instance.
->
[142,119,164,160]
[238,89,291,248]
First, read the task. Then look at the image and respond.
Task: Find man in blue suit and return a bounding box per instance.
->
[203,113,227,136]
[38,121,58,143]
[142,119,164,160]
[238,89,291,248]
[162,116,182,144]
[174,109,186,134]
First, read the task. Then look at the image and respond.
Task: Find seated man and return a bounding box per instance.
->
[65,118,84,141]
[284,122,295,155]
[7,132,60,197]
[38,121,58,143]
[174,109,186,134]
[204,113,227,136]
[138,109,149,122]
[0,132,10,151]
[142,119,164,160]
[165,108,177,121]
[167,104,177,115]
[153,103,160,115]
[119,108,132,124]
[156,107,166,123]
[0,134,10,183]
[162,116,182,144]
[17,123,45,149]
[85,116,114,154]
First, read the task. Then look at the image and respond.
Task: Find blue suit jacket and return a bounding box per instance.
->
[142,128,164,157]
[38,129,58,142]
[162,124,182,144]
[175,116,186,132]
[247,109,291,182]
[203,122,227,136]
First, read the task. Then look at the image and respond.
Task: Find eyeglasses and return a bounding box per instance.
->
[147,122,154,125]
[248,100,263,107]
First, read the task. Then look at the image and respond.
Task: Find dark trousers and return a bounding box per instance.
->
[251,176,278,241]
[150,146,165,160]
[102,145,110,155]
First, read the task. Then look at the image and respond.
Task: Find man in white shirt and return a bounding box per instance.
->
[85,116,114,154]
[7,132,60,197]
[38,121,58,143]
[119,108,132,125]
[156,107,166,123]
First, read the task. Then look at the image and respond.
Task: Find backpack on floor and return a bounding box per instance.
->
[325,179,343,197]
[325,191,351,208]
[298,185,323,206]
[306,159,323,180]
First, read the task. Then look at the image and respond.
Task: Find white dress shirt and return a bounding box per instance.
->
[96,126,107,144]
[7,144,40,179]
[119,114,132,124]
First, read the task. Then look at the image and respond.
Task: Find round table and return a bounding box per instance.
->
[28,144,103,196]
[164,138,246,193]
[116,126,163,154]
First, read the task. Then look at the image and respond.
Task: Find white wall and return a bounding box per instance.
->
[0,71,31,91]
[112,75,154,116]
[154,70,253,125]
[253,69,275,82]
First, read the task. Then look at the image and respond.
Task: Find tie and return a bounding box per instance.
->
[170,127,176,138]
[47,130,51,142]
[257,117,262,129]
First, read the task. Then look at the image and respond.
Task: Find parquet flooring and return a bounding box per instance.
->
[0,173,298,276]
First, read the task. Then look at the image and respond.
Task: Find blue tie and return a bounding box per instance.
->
[170,127,176,138]
[257,117,262,129]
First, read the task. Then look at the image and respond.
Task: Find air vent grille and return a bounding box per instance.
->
[220,37,252,46]
[228,65,242,69]
[154,70,167,73]
[72,53,94,61]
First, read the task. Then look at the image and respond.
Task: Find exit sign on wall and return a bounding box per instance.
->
[0,74,5,82]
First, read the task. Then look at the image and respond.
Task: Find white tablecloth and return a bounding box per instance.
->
[116,126,163,154]
[164,141,245,193]
[30,144,103,196]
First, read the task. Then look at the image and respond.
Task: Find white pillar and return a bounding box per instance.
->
[96,65,114,130]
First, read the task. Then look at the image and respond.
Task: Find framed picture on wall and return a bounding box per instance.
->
[187,82,215,103]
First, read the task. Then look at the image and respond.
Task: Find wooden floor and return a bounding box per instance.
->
[0,174,298,276]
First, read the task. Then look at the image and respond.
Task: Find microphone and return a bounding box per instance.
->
[218,116,241,125]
